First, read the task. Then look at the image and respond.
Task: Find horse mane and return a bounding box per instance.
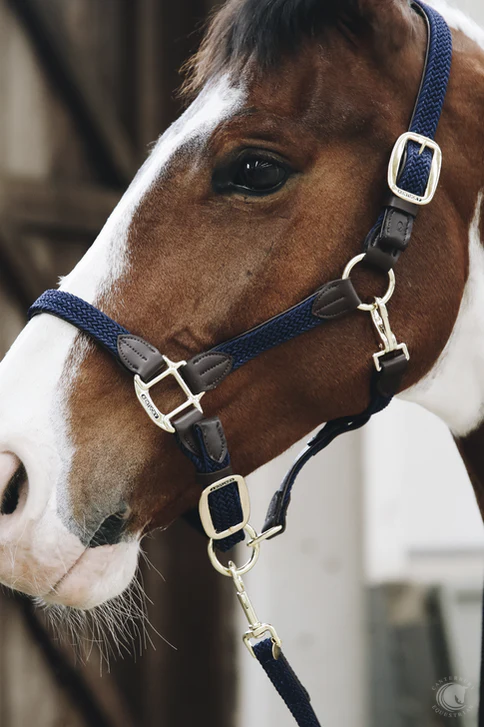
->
[182,0,356,97]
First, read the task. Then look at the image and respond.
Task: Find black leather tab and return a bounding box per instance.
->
[262,490,288,538]
[376,351,409,398]
[182,352,233,394]
[117,335,166,382]
[173,408,204,455]
[261,379,394,542]
[385,194,420,216]
[312,279,361,320]
[196,465,233,487]
[380,207,415,252]
[365,200,417,272]
[196,418,228,464]
[174,412,228,465]
[365,243,397,273]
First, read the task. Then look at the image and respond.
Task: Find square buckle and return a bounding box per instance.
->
[388,132,442,206]
[199,475,251,540]
[134,356,204,434]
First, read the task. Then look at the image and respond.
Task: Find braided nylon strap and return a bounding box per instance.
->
[207,481,245,551]
[177,425,245,552]
[29,289,328,379]
[29,290,128,358]
[214,294,322,371]
[254,640,321,727]
[263,380,393,536]
[398,1,452,197]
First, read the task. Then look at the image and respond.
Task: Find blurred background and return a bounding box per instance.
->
[0,0,482,725]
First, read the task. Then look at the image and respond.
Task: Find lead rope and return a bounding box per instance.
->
[176,373,394,727]
[27,3,453,724]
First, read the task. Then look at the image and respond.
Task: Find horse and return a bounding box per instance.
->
[0,0,482,715]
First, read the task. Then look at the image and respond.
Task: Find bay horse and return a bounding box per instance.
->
[0,0,483,720]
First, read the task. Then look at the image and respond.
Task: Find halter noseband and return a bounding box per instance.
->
[29,3,452,725]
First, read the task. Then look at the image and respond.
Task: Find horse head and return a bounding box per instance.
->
[0,0,482,610]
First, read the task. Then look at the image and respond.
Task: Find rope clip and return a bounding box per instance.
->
[229,561,282,660]
[370,297,410,371]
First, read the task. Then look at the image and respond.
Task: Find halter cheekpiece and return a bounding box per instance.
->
[29,3,453,725]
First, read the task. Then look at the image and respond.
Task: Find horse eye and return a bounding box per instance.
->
[232,157,289,194]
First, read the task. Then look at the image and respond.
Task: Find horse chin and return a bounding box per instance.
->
[41,541,140,610]
[0,503,140,609]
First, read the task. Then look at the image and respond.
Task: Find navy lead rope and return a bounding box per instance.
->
[28,3,452,726]
[254,640,321,727]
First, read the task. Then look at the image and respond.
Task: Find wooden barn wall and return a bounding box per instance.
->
[0,1,235,725]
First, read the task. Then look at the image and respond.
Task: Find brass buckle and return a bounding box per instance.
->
[134,356,204,434]
[388,132,442,206]
[200,475,251,540]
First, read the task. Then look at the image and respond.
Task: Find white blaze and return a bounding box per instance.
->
[0,76,245,607]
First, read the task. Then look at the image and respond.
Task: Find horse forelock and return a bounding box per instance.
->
[182,0,420,98]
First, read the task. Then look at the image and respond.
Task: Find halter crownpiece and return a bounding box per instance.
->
[29,3,452,725]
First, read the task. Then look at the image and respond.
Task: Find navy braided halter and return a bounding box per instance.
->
[29,3,452,725]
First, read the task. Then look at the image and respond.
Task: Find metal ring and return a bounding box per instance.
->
[208,524,260,577]
[342,253,396,312]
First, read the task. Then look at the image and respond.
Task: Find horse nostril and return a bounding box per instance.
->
[1,461,27,516]
[89,507,131,548]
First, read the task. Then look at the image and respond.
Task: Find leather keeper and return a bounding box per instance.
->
[182,351,233,394]
[262,489,287,538]
[117,335,166,382]
[365,224,401,273]
[173,409,204,456]
[312,279,361,320]
[174,412,228,466]
[379,206,415,252]
[365,244,399,273]
[384,193,420,216]
[376,350,409,398]
[196,417,229,464]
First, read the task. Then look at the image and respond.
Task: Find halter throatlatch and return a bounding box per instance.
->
[29,3,452,725]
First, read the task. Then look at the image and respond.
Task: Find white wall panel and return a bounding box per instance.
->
[238,431,367,727]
